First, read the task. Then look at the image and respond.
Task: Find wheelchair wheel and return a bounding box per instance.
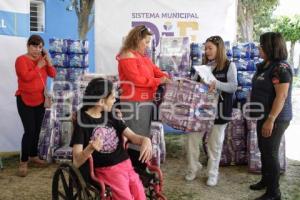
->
[52,162,89,200]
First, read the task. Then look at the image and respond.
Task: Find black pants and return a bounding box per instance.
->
[257,119,290,195]
[16,96,45,162]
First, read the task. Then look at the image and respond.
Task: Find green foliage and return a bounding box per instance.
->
[238,0,279,42]
[252,0,279,41]
[253,4,278,41]
[240,0,278,13]
[272,15,300,43]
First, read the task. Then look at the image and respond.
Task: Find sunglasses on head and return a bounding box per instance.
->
[139,25,147,33]
[206,36,221,44]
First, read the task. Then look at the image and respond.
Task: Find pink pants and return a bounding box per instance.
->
[95,159,146,200]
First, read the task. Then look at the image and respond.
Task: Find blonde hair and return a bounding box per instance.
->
[203,36,228,71]
[119,25,152,54]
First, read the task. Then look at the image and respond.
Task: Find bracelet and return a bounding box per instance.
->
[268,114,276,122]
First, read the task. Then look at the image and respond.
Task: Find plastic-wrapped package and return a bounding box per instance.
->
[203,109,248,166]
[234,59,256,71]
[38,117,61,162]
[241,43,253,60]
[54,68,68,82]
[49,38,68,53]
[150,121,166,166]
[67,39,89,54]
[237,71,255,86]
[52,146,73,162]
[158,37,190,77]
[232,45,242,60]
[190,43,202,65]
[159,78,218,132]
[224,41,232,60]
[67,68,85,82]
[68,54,89,68]
[251,45,260,59]
[236,86,252,101]
[50,53,68,67]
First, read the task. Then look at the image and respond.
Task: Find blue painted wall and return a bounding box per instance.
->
[34,0,95,72]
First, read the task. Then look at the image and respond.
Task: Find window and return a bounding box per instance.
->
[30,0,45,32]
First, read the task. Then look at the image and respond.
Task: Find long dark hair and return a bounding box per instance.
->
[259,32,288,62]
[81,78,113,111]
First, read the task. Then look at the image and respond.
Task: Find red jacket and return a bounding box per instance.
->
[15,55,56,106]
[117,51,168,101]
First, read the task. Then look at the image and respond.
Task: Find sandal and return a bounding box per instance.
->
[29,157,48,167]
[18,162,28,177]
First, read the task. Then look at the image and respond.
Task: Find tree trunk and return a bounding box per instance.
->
[297,54,300,75]
[74,0,94,40]
[289,42,295,67]
[78,13,89,39]
[245,10,253,42]
[237,1,254,42]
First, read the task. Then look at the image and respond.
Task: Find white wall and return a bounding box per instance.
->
[0,0,29,152]
[0,36,27,152]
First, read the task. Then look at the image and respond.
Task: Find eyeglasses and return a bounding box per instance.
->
[206,36,222,44]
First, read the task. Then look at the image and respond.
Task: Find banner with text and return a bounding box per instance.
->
[95,0,237,75]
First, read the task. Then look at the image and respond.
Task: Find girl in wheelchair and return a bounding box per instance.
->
[70,77,152,200]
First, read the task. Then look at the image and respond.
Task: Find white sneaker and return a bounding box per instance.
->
[185,163,203,181]
[206,176,218,186]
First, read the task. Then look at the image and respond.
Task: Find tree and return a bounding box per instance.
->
[237,0,279,42]
[273,15,300,70]
[70,0,95,39]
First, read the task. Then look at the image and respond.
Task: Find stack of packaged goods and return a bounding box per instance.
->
[38,38,89,163]
[157,37,190,78]
[233,42,260,106]
[38,110,56,161]
[202,109,248,166]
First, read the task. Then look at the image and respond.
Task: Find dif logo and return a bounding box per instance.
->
[132,21,199,47]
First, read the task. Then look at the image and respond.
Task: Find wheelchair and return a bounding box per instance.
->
[52,156,167,200]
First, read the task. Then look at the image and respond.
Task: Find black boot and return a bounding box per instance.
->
[250,181,266,190]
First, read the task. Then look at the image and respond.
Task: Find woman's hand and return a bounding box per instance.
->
[89,136,103,151]
[261,118,274,137]
[160,77,171,84]
[139,137,152,163]
[37,59,47,68]
[208,80,216,92]
[42,49,53,66]
[115,108,123,119]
